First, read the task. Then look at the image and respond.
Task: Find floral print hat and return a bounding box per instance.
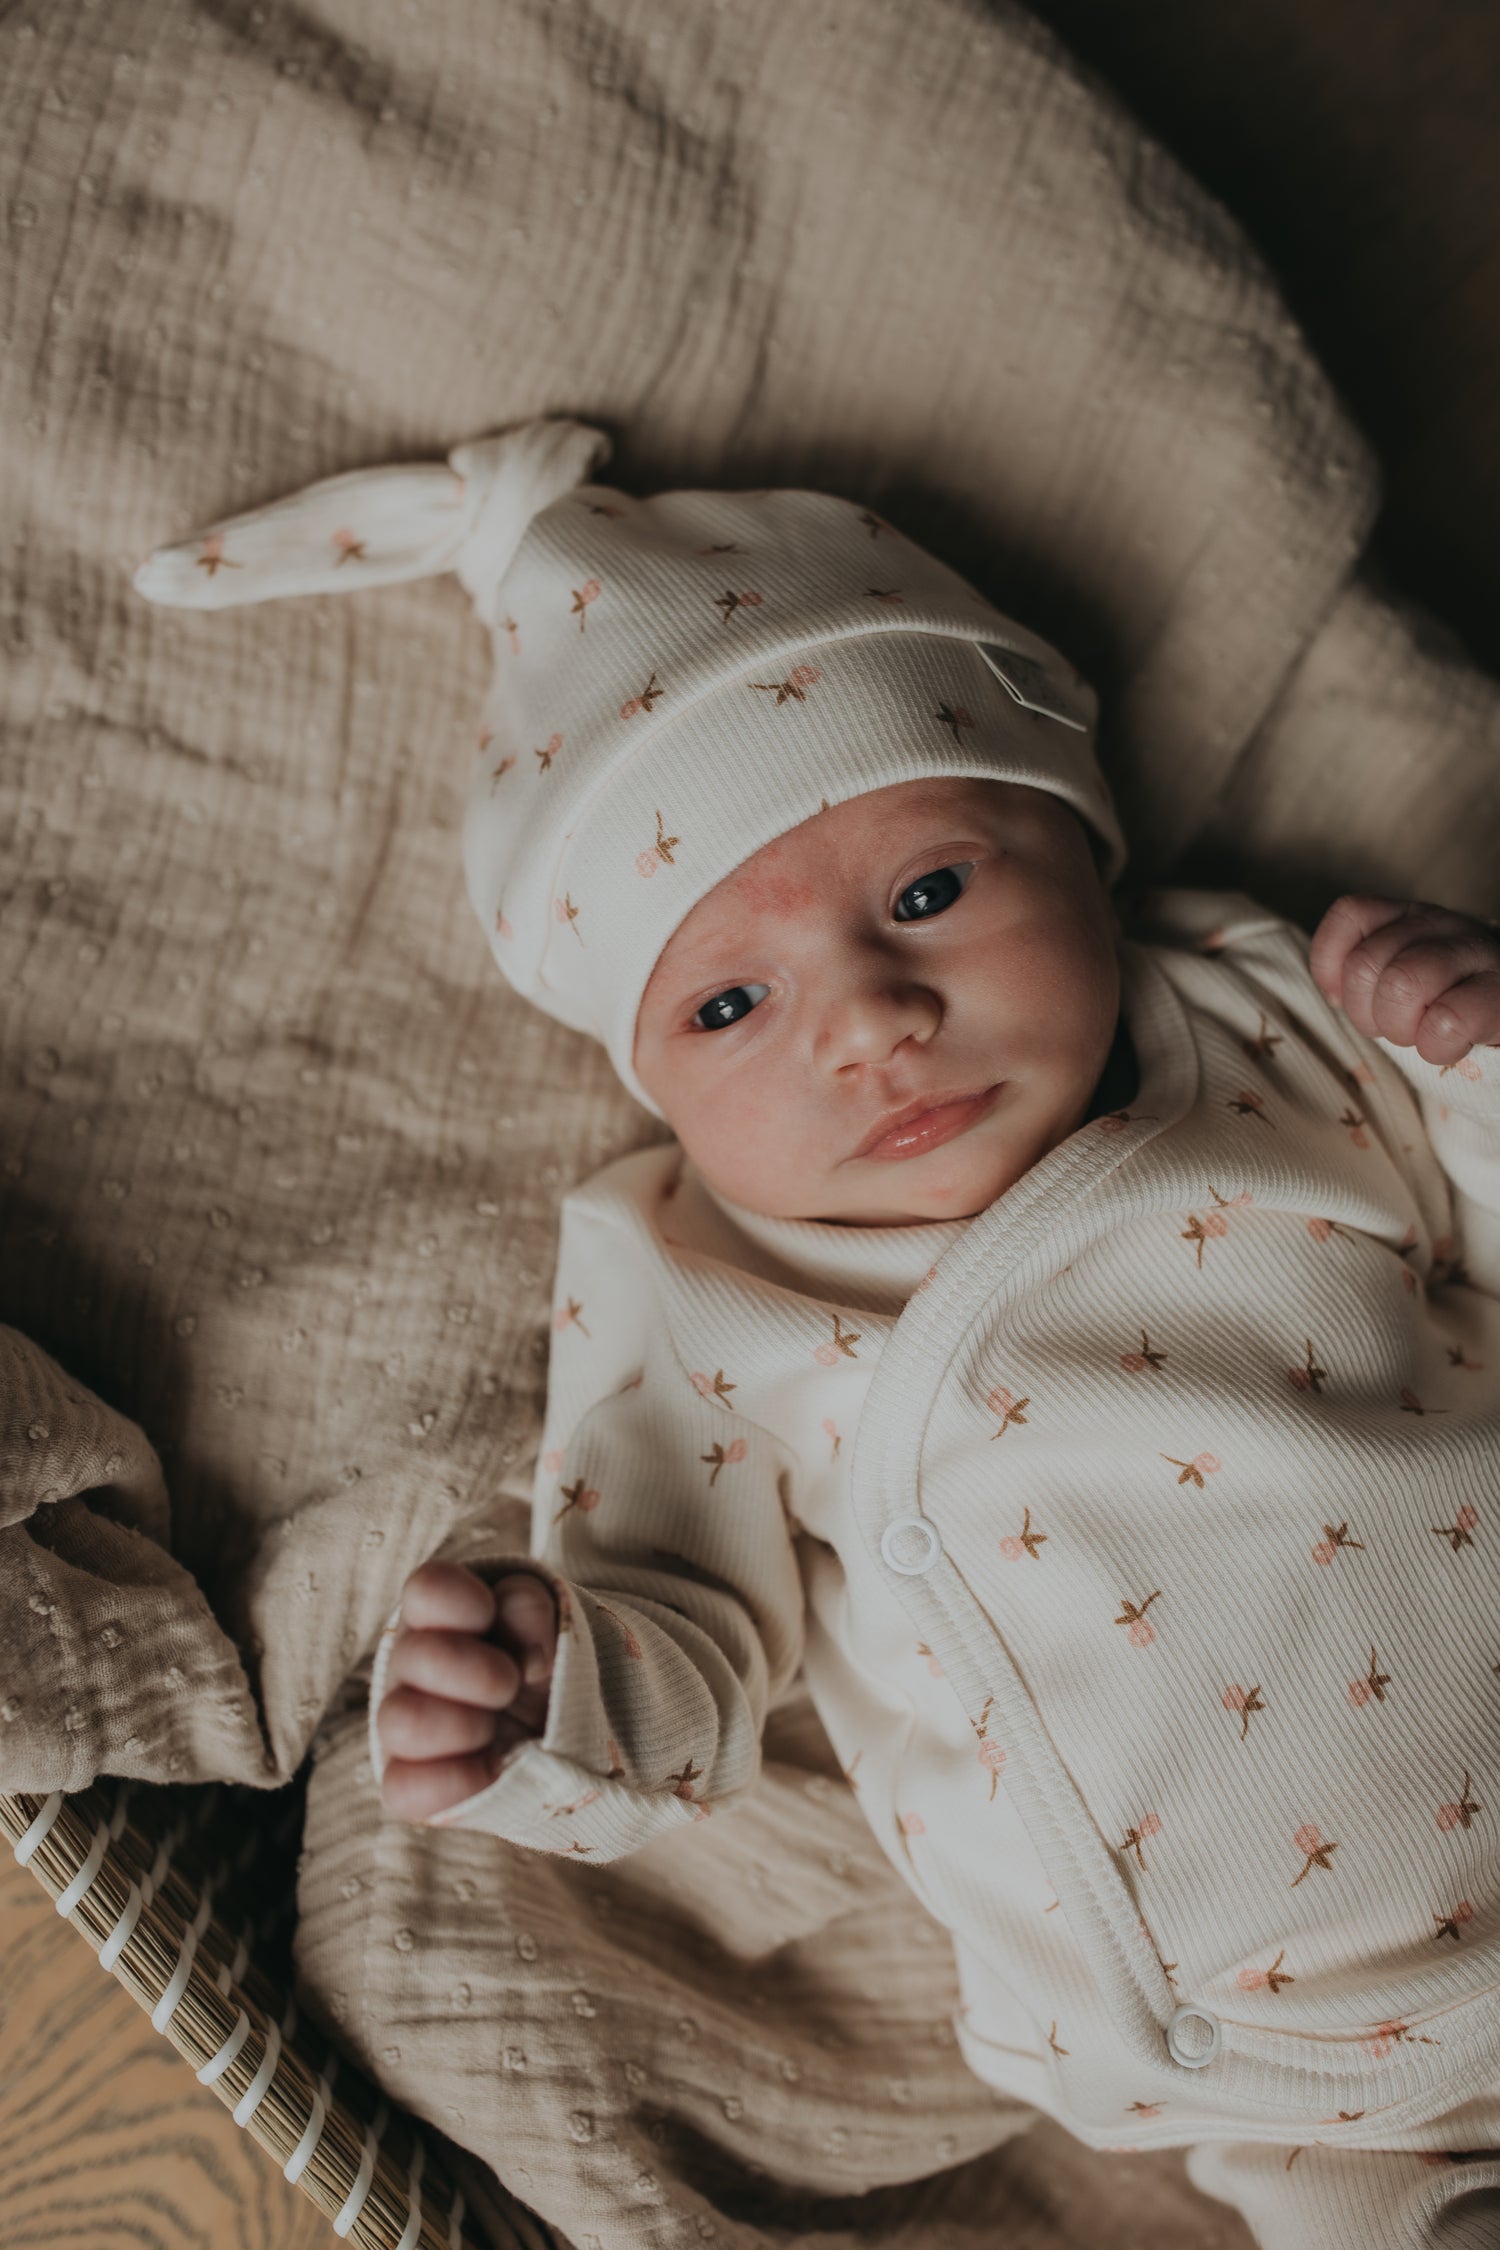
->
[135,417,1128,1118]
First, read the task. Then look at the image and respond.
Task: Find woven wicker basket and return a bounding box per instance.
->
[0,1772,567,2250]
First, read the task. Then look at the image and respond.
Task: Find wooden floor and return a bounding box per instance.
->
[5,4,1499,2244]
[0,1842,328,2250]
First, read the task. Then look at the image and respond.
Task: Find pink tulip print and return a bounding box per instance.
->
[1120,1331,1167,1373]
[1362,2017,1438,2060]
[998,1506,1046,1560]
[1290,1824,1338,1886]
[1161,1450,1221,1491]
[1432,1504,1478,1552]
[1115,1592,1161,1648]
[689,1368,738,1409]
[935,702,975,743]
[636,807,681,877]
[814,1313,861,1365]
[570,576,601,631]
[1119,1812,1162,1868]
[700,1437,748,1487]
[1180,1185,1248,1267]
[971,1696,1005,1799]
[750,663,822,708]
[1223,1683,1266,1740]
[194,532,241,578]
[1237,1949,1293,1994]
[1312,1519,1364,1566]
[1348,1648,1390,1706]
[712,588,763,624]
[1241,1013,1284,1062]
[987,1385,1031,1438]
[1287,1340,1328,1394]
[553,1475,600,1523]
[620,668,664,719]
[1436,1774,1482,1831]
[1227,1088,1273,1126]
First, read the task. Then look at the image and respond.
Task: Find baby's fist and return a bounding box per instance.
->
[1310,895,1500,1065]
[377,1559,558,1824]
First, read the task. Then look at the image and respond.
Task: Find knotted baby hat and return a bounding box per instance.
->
[134,418,1127,1118]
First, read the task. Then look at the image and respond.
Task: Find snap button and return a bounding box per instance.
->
[880,1517,943,1575]
[1164,2005,1222,2069]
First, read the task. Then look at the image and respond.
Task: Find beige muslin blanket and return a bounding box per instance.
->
[4,1,1500,2244]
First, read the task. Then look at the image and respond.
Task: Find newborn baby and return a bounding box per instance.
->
[136,419,1500,2250]
[382,771,1130,1798]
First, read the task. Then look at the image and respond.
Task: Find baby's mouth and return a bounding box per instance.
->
[847,1083,1004,1164]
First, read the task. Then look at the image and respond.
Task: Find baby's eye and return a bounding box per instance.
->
[892,862,976,921]
[691,982,770,1032]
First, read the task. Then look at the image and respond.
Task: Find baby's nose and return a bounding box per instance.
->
[820,977,942,1067]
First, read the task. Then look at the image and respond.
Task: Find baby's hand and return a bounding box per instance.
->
[1310,895,1500,1066]
[377,1560,558,1824]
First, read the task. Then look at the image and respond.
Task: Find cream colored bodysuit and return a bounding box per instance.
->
[369,887,1500,2237]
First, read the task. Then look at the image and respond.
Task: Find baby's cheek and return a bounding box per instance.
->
[680,1072,805,1195]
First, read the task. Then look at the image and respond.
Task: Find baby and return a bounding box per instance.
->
[136,420,1500,2250]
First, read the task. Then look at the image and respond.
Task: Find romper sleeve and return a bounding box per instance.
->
[366,1172,807,1859]
[1136,887,1500,1304]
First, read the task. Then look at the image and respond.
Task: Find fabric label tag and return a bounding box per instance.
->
[975,643,1090,732]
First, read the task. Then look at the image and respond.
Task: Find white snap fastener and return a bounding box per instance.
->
[880,1517,942,1575]
[1165,2005,1222,2068]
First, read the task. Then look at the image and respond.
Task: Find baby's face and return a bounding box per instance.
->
[633,777,1122,1225]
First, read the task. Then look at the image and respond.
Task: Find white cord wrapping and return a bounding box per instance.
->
[283,2090,327,2185]
[151,1880,216,2032]
[55,1815,110,1917]
[394,2137,427,2250]
[196,2007,252,2086]
[98,1878,144,1970]
[330,2121,377,2235]
[233,2016,282,2126]
[284,2047,339,2185]
[12,1792,63,1865]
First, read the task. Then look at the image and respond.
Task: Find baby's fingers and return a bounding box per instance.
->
[399,1559,497,1637]
[493,1571,559,1687]
[1342,928,1500,1051]
[386,1626,521,1711]
[381,1718,535,1824]
[378,1682,502,1762]
[1411,969,1500,1067]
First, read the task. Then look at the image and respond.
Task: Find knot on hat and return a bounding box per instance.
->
[132,417,612,614]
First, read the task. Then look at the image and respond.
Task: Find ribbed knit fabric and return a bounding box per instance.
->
[366,886,1500,2196]
[1185,2140,1500,2249]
